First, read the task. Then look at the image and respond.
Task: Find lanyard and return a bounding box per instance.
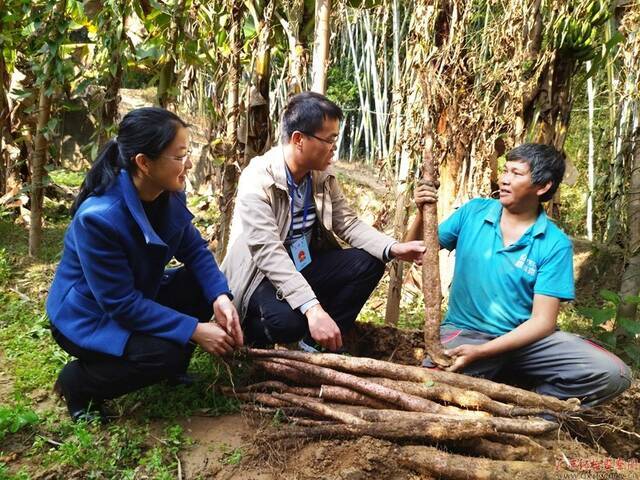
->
[285,166,312,241]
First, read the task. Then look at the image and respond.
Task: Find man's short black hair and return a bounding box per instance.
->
[281,92,343,143]
[506,143,565,202]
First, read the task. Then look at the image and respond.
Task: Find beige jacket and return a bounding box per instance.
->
[221,146,395,320]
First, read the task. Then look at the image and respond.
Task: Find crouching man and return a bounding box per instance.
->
[408,143,631,407]
[222,92,426,352]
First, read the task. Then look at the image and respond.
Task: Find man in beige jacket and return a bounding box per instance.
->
[221,92,427,352]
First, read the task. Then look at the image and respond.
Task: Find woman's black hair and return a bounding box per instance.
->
[71,107,188,215]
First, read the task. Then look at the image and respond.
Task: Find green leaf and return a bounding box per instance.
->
[622,295,640,305]
[618,318,640,336]
[577,306,615,326]
[598,332,617,349]
[623,344,640,366]
[599,289,620,304]
[46,118,59,131]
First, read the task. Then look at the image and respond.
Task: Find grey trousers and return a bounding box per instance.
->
[424,326,632,408]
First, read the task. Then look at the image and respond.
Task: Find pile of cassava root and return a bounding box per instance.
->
[221,348,585,479]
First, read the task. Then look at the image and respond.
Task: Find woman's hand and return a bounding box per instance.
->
[213,294,244,347]
[191,322,235,356]
[414,180,439,210]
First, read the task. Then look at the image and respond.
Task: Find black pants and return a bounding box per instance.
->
[244,248,385,346]
[52,267,211,406]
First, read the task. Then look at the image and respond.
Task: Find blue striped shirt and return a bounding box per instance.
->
[285,172,316,248]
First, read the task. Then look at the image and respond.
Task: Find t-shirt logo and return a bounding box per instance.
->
[515,254,537,276]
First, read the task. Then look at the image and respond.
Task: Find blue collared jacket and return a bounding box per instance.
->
[46,170,231,356]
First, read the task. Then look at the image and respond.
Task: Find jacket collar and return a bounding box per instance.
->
[118,169,193,247]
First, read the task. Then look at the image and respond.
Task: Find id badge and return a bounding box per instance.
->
[290,236,312,271]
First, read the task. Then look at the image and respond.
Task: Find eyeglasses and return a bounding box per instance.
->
[301,132,339,146]
[160,150,192,163]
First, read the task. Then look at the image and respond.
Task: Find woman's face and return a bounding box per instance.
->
[148,126,192,192]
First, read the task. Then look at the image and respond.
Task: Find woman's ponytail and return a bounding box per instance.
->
[71,139,122,215]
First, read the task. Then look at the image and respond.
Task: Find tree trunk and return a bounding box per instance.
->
[243,0,274,166]
[311,0,331,94]
[586,60,595,241]
[0,30,10,195]
[215,1,245,261]
[616,23,640,324]
[524,52,576,219]
[283,0,306,96]
[618,124,640,322]
[97,1,127,149]
[421,134,452,367]
[384,0,410,325]
[29,85,53,257]
[156,0,184,108]
[29,0,67,257]
[385,147,411,325]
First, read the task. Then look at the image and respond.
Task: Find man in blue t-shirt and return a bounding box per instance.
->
[406,143,631,407]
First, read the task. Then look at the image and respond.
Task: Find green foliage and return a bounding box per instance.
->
[0,249,11,285]
[33,421,188,478]
[550,0,611,61]
[327,66,359,111]
[47,168,85,188]
[0,405,39,441]
[219,444,244,466]
[0,464,30,480]
[578,289,640,367]
[115,349,240,420]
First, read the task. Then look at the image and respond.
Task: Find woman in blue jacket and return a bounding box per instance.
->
[47,107,243,422]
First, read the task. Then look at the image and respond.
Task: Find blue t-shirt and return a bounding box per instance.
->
[439,198,575,336]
